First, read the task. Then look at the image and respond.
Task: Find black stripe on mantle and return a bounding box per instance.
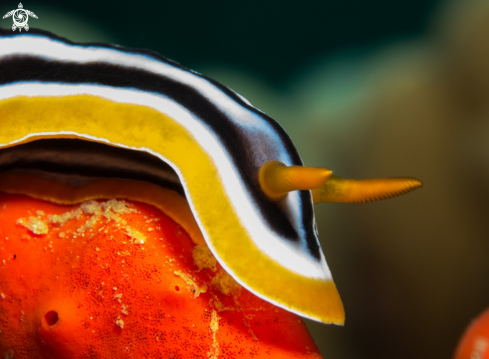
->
[0,31,321,260]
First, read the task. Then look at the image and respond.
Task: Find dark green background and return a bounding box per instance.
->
[2,0,442,85]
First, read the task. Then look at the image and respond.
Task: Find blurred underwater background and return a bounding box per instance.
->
[1,0,489,358]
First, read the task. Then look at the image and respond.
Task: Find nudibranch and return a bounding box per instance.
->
[0,29,422,325]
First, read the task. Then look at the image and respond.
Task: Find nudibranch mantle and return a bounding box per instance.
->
[0,84,328,280]
[0,29,343,324]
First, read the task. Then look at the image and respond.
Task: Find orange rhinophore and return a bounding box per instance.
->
[258,160,333,200]
[311,175,423,204]
[0,193,322,358]
[258,161,422,204]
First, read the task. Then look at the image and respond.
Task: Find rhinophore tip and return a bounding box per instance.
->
[311,176,423,204]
